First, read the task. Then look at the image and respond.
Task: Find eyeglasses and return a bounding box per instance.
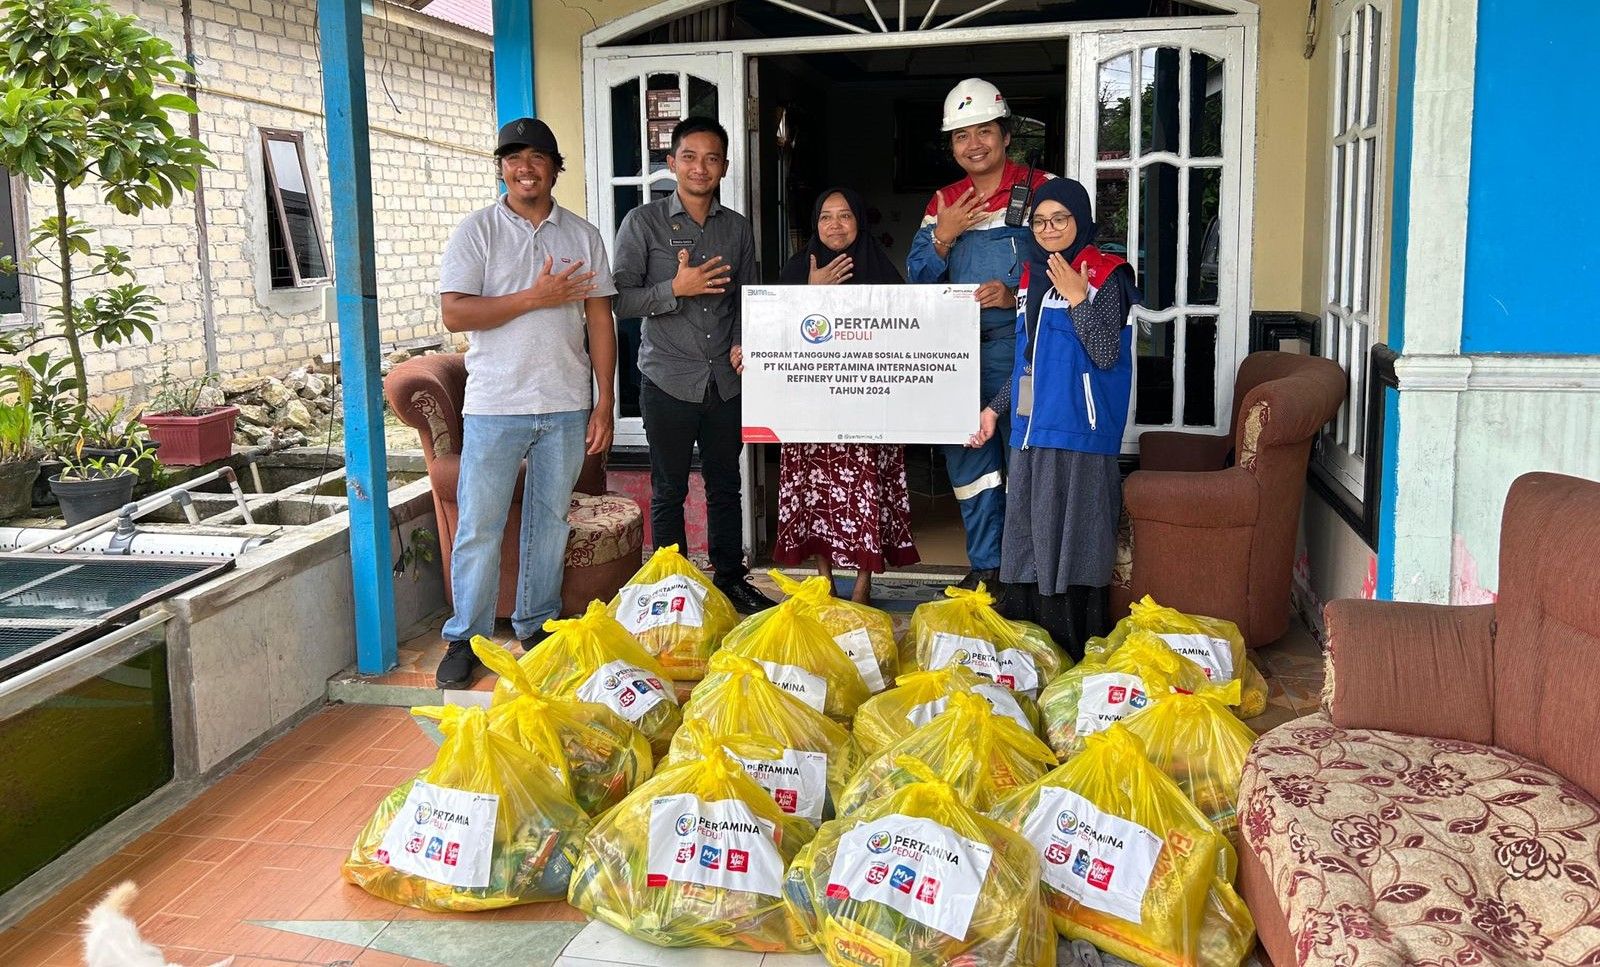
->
[1030,213,1074,232]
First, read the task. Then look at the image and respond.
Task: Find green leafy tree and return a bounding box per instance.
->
[0,0,211,418]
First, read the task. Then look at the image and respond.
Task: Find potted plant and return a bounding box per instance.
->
[139,367,238,466]
[48,436,156,525]
[0,401,41,519]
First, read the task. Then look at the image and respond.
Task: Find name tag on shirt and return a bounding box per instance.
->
[669,236,696,247]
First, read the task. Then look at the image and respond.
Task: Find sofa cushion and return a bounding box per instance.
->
[566,493,642,568]
[1240,712,1600,966]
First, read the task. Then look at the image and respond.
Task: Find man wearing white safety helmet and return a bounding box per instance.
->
[907,77,1053,592]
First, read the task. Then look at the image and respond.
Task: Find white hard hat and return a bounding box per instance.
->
[941,77,1011,132]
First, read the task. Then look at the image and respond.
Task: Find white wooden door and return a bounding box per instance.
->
[587,51,746,447]
[1069,27,1252,449]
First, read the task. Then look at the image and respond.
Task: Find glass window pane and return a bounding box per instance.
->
[1183,315,1217,427]
[1138,162,1180,312]
[1349,321,1368,457]
[265,138,326,280]
[610,79,642,178]
[1135,318,1174,426]
[1365,7,1384,126]
[1098,53,1133,161]
[1187,166,1221,305]
[687,75,719,121]
[613,185,642,236]
[1189,51,1223,158]
[647,73,682,173]
[1140,47,1181,156]
[618,317,643,420]
[1095,170,1130,259]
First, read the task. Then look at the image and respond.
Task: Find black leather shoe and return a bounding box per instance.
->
[956,568,999,592]
[434,639,481,689]
[718,578,778,615]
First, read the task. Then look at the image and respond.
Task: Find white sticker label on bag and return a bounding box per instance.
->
[1156,633,1236,682]
[575,659,676,723]
[758,660,829,713]
[728,747,830,822]
[907,683,1032,732]
[616,576,708,634]
[833,627,886,692]
[376,780,498,889]
[1074,672,1153,736]
[928,632,1041,695]
[1021,786,1164,924]
[646,793,786,898]
[826,814,994,940]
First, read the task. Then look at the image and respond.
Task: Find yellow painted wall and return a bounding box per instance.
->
[533,0,1327,314]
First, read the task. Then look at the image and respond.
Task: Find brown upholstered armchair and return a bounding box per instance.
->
[384,353,643,619]
[1114,351,1346,647]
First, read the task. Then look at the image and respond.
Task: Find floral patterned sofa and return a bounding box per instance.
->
[384,353,643,619]
[1238,472,1600,966]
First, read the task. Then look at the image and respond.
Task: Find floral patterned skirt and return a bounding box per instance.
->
[773,444,920,573]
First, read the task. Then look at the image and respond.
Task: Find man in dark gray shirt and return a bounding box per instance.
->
[612,116,774,614]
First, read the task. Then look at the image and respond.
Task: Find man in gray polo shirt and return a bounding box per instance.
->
[433,117,617,688]
[613,116,774,615]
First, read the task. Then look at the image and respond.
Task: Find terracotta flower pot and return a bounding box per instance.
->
[140,406,240,466]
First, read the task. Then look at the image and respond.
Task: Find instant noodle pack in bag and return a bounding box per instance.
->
[989,725,1255,967]
[1119,678,1256,841]
[1037,632,1213,759]
[608,544,738,679]
[1090,595,1268,719]
[852,665,1041,758]
[344,705,591,911]
[668,651,864,818]
[471,639,653,816]
[567,727,817,951]
[771,570,898,692]
[495,601,682,756]
[720,596,869,721]
[837,692,1058,816]
[783,758,1056,967]
[902,584,1069,701]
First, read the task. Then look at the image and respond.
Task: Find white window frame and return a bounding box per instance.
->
[1,167,28,329]
[1317,0,1390,499]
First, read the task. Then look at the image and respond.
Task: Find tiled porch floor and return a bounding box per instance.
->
[1,599,1323,966]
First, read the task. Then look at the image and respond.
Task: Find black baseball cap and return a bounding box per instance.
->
[495,117,559,157]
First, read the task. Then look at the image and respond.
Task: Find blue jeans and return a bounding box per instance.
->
[939,336,1014,571]
[442,410,587,642]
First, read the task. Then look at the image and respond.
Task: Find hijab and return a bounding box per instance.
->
[1021,177,1143,346]
[779,187,905,285]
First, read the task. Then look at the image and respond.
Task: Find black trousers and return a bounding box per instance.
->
[639,376,747,582]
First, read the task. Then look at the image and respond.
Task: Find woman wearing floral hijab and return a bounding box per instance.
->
[772,188,919,603]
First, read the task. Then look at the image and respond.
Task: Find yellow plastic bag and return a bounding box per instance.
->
[771,570,899,692]
[343,705,591,911]
[838,692,1059,817]
[1091,595,1268,719]
[989,725,1255,967]
[670,651,864,815]
[902,584,1070,700]
[493,601,682,757]
[783,759,1056,967]
[568,725,817,952]
[1037,631,1214,760]
[720,596,869,721]
[608,544,738,680]
[852,665,1043,759]
[471,638,653,816]
[1119,679,1256,842]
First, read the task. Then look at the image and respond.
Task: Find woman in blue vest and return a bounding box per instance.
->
[968,177,1142,659]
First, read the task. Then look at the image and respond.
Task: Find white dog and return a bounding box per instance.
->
[82,882,234,967]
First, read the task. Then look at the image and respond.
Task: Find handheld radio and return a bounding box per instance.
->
[1003,153,1040,228]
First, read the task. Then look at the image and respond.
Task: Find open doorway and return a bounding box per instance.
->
[748,40,1069,570]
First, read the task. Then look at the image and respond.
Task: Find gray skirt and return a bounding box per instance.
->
[1000,447,1122,592]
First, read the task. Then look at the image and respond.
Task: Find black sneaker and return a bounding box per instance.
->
[434,639,481,689]
[517,627,552,653]
[718,577,778,615]
[956,568,999,592]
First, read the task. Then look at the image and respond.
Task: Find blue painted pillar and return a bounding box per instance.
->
[319,0,398,673]
[492,0,536,124]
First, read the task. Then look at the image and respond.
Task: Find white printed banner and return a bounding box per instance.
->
[645,794,786,898]
[1156,632,1236,682]
[833,627,887,693]
[825,814,994,940]
[907,684,1032,732]
[1073,672,1155,737]
[927,632,1042,696]
[616,576,708,634]
[1021,786,1164,924]
[575,659,676,723]
[741,284,981,445]
[729,747,830,822]
[376,780,499,889]
[758,660,829,713]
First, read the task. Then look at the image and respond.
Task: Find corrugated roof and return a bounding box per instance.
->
[414,0,492,37]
